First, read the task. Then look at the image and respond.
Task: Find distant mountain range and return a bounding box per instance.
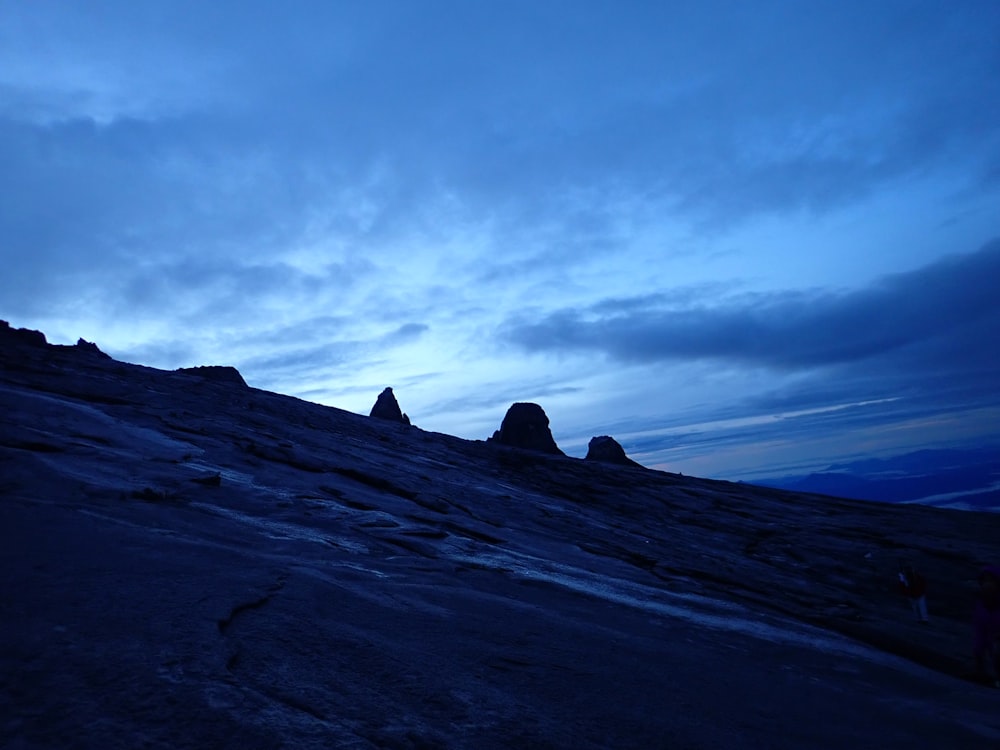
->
[753,447,1000,512]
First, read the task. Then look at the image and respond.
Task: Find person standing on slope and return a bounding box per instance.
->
[974,565,1000,687]
[898,565,929,623]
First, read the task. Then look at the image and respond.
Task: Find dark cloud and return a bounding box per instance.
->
[503,240,1000,371]
[0,113,344,320]
[391,1,1000,230]
[500,241,1000,476]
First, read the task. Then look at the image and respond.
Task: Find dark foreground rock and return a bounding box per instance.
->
[2,332,1000,749]
[75,338,111,358]
[488,402,564,455]
[0,319,46,346]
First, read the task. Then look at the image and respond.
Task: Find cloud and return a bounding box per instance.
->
[498,240,1000,476]
[503,240,1000,371]
[384,323,429,344]
[232,318,428,390]
[3,0,998,314]
[0,113,338,318]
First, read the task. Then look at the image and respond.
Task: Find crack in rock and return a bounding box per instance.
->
[217,576,287,635]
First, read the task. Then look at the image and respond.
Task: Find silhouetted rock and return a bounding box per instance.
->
[585,435,643,468]
[370,387,411,425]
[176,365,247,388]
[75,338,111,359]
[488,402,564,455]
[0,320,46,347]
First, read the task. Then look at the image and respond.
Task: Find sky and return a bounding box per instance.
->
[2,1,999,480]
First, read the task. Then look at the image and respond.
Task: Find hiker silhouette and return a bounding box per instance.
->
[897,565,929,623]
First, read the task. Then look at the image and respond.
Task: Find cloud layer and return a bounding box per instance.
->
[504,240,1000,370]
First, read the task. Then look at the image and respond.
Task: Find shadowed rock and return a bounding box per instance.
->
[585,435,644,468]
[1,320,46,347]
[370,387,411,425]
[76,338,112,359]
[4,324,1000,748]
[488,402,564,455]
[176,365,248,388]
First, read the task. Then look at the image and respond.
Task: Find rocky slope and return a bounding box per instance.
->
[2,326,999,748]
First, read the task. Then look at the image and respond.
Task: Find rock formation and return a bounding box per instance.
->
[0,320,46,347]
[488,402,564,455]
[176,365,248,388]
[370,387,410,425]
[75,338,111,359]
[585,435,643,468]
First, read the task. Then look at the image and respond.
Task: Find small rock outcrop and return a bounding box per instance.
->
[585,435,643,468]
[75,338,111,359]
[370,387,411,425]
[488,402,564,455]
[0,320,47,347]
[176,365,248,388]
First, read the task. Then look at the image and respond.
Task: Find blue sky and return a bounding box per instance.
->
[2,1,999,479]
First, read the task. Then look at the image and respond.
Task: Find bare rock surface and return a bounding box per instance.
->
[2,334,1000,748]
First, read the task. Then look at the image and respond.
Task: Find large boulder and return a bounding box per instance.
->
[585,435,643,468]
[488,402,564,455]
[369,387,410,425]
